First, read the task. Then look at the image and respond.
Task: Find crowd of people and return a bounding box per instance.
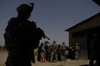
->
[3,2,100,66]
[34,41,80,63]
[3,2,80,66]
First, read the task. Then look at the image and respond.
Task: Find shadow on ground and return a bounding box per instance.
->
[79,64,89,66]
[79,64,96,66]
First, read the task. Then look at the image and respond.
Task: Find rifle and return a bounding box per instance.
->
[32,21,50,40]
[44,35,50,40]
[37,27,50,40]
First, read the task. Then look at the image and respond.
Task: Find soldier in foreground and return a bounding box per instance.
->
[4,3,49,66]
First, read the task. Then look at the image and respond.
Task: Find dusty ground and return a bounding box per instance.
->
[0,51,89,66]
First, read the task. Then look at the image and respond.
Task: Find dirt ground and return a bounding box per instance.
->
[0,51,90,66]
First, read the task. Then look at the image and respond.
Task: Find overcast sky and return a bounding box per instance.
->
[0,0,100,46]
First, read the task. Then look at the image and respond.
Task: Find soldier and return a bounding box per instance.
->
[4,3,49,66]
[89,33,100,66]
[61,42,66,60]
[52,41,57,62]
[75,43,80,60]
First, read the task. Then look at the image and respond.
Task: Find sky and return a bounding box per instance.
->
[0,0,100,46]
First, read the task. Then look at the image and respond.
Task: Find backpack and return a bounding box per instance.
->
[4,18,18,51]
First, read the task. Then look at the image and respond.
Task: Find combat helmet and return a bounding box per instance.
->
[16,3,34,15]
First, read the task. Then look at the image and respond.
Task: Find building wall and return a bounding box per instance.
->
[67,13,100,59]
[69,31,88,58]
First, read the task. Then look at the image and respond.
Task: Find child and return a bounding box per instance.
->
[40,52,46,62]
